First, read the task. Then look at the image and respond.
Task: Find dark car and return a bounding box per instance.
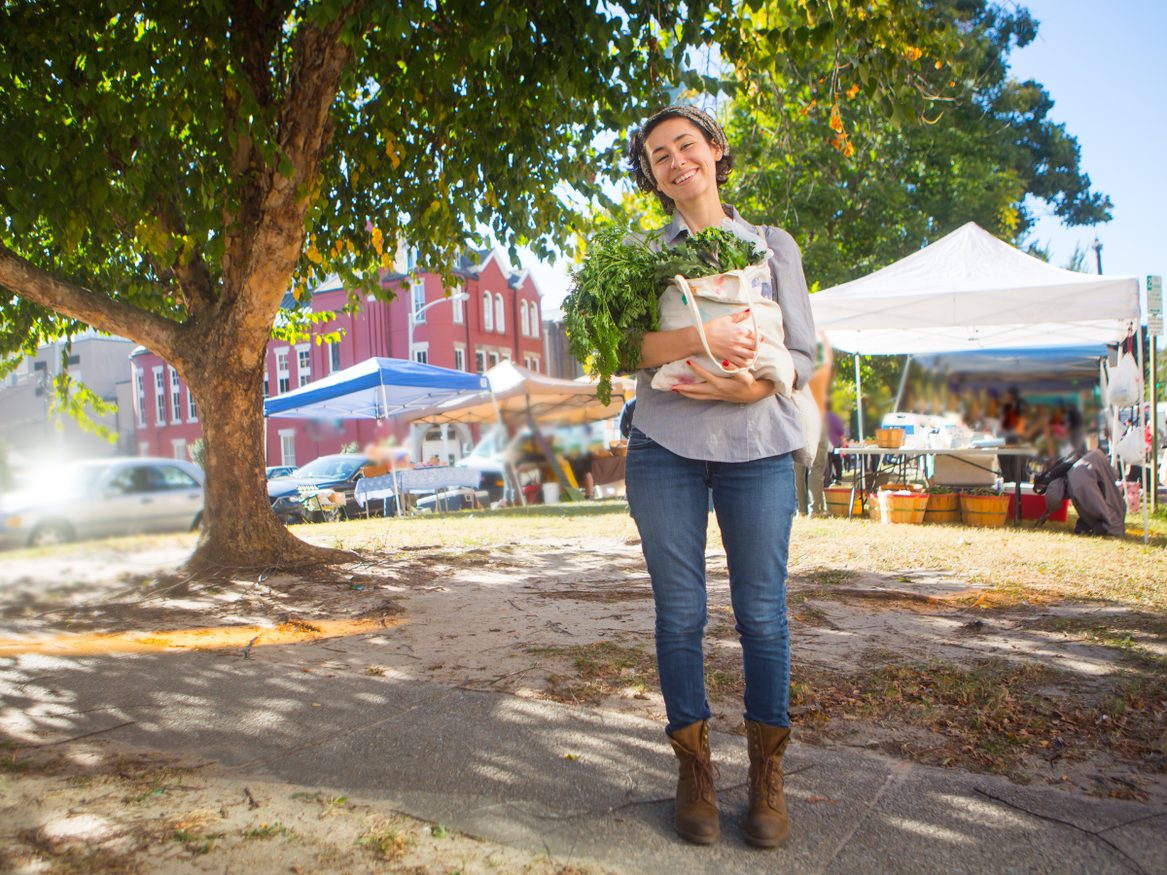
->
[267,453,370,524]
[265,465,297,480]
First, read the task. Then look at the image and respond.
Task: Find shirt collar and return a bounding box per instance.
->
[661,204,749,245]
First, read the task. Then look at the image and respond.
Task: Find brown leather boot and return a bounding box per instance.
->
[744,720,791,848]
[667,720,720,845]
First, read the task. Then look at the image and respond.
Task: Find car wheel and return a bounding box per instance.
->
[29,520,75,547]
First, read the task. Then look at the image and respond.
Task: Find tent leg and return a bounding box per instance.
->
[855,353,865,443]
[1137,328,1149,545]
[893,354,912,412]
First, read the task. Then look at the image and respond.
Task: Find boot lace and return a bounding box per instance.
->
[689,754,718,804]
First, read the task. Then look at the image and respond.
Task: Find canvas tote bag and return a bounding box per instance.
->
[649,261,819,466]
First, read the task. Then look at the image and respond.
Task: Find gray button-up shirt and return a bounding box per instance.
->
[633,205,817,462]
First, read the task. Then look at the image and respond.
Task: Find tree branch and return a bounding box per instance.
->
[220,6,361,340]
[0,244,182,364]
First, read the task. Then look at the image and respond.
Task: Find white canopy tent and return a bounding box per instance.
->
[811,222,1140,355]
[810,223,1151,539]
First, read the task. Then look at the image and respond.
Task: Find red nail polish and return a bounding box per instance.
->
[686,360,693,366]
[722,359,729,367]
[744,308,751,313]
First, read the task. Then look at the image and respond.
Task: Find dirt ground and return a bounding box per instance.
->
[1,507,1165,872]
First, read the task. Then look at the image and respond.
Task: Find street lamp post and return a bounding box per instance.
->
[1092,235,1103,274]
[407,291,469,465]
[408,292,469,364]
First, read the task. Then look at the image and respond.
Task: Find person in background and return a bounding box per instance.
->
[825,399,845,486]
[793,334,832,514]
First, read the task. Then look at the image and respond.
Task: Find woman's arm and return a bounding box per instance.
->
[672,361,776,403]
[637,310,757,369]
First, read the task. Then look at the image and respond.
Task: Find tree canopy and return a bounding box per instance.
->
[0,0,982,567]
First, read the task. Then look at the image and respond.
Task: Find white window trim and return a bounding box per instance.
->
[494,293,505,333]
[295,342,311,387]
[169,367,182,425]
[453,344,466,372]
[328,343,342,374]
[530,302,539,337]
[412,341,429,365]
[275,347,290,395]
[482,290,493,331]
[411,280,427,323]
[171,438,187,461]
[278,428,297,467]
[187,387,197,422]
[451,286,464,324]
[134,368,146,428]
[153,366,165,426]
[520,301,529,337]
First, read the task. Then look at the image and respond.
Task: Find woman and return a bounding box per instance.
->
[623,105,816,847]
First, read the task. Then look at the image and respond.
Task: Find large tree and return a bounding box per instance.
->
[0,1,964,569]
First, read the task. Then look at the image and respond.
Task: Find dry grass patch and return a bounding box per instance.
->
[529,641,657,705]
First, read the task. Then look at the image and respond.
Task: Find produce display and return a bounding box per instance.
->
[562,225,766,404]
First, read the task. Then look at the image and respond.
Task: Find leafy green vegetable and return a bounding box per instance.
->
[563,226,766,404]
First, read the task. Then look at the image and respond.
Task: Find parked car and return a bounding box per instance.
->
[265,465,297,480]
[0,457,204,549]
[267,453,370,524]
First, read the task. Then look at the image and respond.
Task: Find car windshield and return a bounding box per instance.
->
[294,456,364,478]
[38,461,110,496]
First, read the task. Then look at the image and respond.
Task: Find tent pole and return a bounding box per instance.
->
[893,354,912,412]
[1137,327,1148,545]
[854,353,865,442]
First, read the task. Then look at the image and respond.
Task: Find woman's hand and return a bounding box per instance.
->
[672,360,776,404]
[703,310,756,368]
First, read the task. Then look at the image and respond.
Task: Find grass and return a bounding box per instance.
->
[528,641,657,705]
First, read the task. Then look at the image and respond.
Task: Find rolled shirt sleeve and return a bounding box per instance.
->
[762,226,816,391]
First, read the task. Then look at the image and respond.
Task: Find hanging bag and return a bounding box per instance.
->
[1108,351,1142,408]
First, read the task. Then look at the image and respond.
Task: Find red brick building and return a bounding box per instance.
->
[130,248,545,467]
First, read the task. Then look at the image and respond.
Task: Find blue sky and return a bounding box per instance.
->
[526,1,1165,313]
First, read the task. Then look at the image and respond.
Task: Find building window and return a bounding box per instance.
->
[275,348,290,394]
[482,291,493,331]
[530,302,539,337]
[411,280,426,323]
[171,438,187,461]
[413,342,428,365]
[494,293,505,333]
[135,369,146,428]
[452,287,464,324]
[329,343,342,373]
[187,388,197,422]
[501,349,511,361]
[529,355,540,373]
[263,371,270,398]
[279,430,296,467]
[520,301,530,337]
[153,367,165,425]
[170,368,181,423]
[454,346,465,372]
[299,347,312,382]
[475,350,486,374]
[488,352,499,369]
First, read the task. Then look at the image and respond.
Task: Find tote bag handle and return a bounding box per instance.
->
[672,273,761,376]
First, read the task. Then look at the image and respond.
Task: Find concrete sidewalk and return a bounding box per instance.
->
[3,638,1163,875]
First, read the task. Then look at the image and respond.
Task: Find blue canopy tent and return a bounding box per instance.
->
[908,345,1109,394]
[263,357,488,420]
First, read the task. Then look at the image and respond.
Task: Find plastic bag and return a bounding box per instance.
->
[1108,352,1142,407]
[1115,425,1145,465]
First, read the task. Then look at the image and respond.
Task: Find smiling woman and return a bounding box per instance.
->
[616,104,817,850]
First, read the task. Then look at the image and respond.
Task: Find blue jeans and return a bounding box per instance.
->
[625,427,796,734]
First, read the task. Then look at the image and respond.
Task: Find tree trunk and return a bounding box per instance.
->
[183,343,351,572]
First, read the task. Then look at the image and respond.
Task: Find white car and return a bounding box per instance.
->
[0,457,205,549]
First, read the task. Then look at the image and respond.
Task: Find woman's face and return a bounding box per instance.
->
[642,117,723,207]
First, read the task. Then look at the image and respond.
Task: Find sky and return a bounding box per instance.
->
[522,0,1166,316]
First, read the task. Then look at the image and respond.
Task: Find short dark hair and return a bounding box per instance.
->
[627,105,734,214]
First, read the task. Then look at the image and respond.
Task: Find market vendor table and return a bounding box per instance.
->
[833,445,1039,523]
[590,454,626,486]
[355,466,483,516]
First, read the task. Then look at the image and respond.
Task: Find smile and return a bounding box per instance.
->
[672,169,697,185]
